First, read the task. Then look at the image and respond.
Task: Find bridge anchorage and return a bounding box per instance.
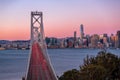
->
[23,11,58,80]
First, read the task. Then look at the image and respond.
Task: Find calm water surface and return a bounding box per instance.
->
[0,49,120,80]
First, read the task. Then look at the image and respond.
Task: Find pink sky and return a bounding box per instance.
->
[0,0,120,40]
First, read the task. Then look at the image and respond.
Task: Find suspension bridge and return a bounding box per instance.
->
[23,11,58,80]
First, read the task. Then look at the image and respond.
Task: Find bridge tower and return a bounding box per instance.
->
[25,11,58,80]
[31,11,44,45]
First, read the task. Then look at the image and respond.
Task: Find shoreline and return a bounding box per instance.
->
[0,47,119,50]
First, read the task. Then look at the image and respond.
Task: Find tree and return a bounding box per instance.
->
[80,51,120,80]
[59,69,81,80]
[59,51,120,80]
[79,64,106,80]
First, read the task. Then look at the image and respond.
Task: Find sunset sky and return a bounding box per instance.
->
[0,0,120,40]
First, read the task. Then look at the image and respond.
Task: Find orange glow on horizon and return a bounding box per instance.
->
[0,0,120,40]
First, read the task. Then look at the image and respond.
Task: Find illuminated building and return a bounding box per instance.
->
[117,31,120,48]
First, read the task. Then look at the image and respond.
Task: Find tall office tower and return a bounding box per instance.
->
[74,31,77,41]
[103,33,109,48]
[110,34,115,47]
[117,31,120,48]
[74,31,77,47]
[80,24,84,40]
[86,35,90,47]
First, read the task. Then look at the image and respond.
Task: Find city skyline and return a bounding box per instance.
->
[0,0,120,40]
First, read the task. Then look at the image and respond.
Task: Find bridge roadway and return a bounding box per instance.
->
[26,42,57,80]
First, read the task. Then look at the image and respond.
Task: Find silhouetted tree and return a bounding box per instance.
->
[80,51,120,80]
[80,65,106,80]
[59,69,81,80]
[59,51,120,80]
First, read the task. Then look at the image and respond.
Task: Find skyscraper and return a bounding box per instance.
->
[74,31,77,47]
[74,31,77,41]
[117,31,120,48]
[80,24,84,43]
[110,34,115,47]
[80,24,84,40]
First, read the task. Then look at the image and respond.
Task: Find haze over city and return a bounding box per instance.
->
[0,0,120,40]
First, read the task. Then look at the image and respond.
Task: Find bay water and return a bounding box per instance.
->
[0,49,120,80]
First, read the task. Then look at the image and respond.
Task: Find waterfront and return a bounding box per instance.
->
[0,49,120,80]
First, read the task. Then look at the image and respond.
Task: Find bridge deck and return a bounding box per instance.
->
[26,42,57,80]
